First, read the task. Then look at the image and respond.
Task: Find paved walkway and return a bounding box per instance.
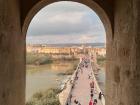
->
[70,60,102,105]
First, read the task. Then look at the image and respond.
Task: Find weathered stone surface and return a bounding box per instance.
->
[0,0,25,105]
[106,0,140,105]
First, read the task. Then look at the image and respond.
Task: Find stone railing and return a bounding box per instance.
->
[59,61,81,105]
[90,62,105,105]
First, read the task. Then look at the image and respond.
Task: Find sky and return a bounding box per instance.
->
[26,1,106,44]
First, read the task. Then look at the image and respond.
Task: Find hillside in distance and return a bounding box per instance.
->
[28,43,105,48]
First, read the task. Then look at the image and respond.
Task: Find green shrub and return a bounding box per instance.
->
[26,53,52,65]
[97,55,106,67]
[26,88,61,105]
[32,91,43,100]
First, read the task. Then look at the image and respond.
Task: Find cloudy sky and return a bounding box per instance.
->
[26,1,106,44]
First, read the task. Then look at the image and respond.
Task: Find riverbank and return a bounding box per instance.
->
[26,57,79,104]
[26,52,78,65]
[26,60,78,74]
[26,88,61,105]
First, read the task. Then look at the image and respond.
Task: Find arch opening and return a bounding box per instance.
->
[25,1,112,105]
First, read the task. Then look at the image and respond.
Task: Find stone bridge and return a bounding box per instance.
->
[59,56,105,105]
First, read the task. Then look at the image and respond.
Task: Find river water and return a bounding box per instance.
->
[26,60,78,101]
[26,60,105,101]
[95,68,105,94]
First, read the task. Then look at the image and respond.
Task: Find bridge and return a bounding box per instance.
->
[59,55,105,105]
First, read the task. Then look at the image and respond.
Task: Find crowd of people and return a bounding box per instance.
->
[88,55,104,105]
[73,57,89,105]
[67,55,104,105]
[69,56,90,105]
[89,79,98,105]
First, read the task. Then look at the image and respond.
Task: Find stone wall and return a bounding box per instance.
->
[0,0,25,105]
[106,0,140,105]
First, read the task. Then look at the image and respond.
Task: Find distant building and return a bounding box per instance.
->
[26,45,106,57]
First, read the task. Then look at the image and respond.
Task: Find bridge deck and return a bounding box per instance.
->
[70,62,102,105]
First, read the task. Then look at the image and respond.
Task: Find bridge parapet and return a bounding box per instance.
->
[90,62,105,105]
[59,61,81,105]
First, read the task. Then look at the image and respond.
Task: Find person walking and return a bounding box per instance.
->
[90,81,94,89]
[94,99,97,103]
[89,99,93,105]
[99,92,104,100]
[74,99,78,104]
[88,74,91,79]
[93,99,97,105]
[90,93,94,99]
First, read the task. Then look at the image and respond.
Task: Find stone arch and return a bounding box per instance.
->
[22,0,113,104]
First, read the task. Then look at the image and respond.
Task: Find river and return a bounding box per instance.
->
[26,60,105,101]
[26,60,78,101]
[95,68,105,94]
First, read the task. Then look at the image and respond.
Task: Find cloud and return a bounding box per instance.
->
[26,1,105,44]
[47,12,84,23]
[27,34,105,44]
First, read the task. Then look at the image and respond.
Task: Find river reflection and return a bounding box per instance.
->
[26,61,78,101]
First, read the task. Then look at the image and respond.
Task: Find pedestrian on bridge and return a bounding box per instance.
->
[99,92,104,100]
[88,74,91,79]
[94,99,97,103]
[89,99,93,105]
[74,99,78,104]
[90,81,94,89]
[91,93,94,99]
